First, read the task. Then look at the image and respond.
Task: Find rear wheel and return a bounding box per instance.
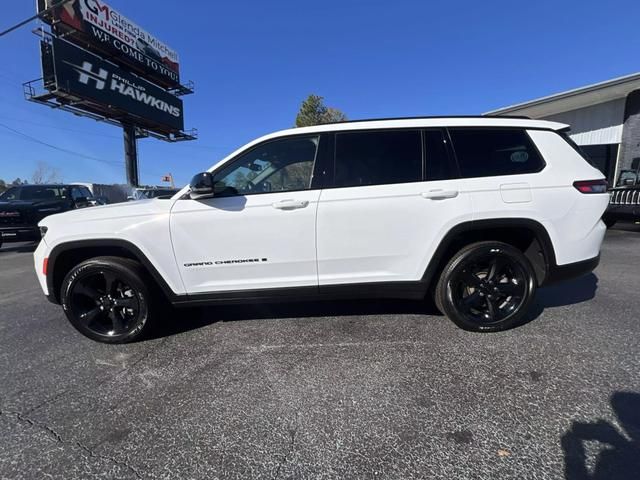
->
[435,241,537,332]
[603,217,617,229]
[60,257,156,343]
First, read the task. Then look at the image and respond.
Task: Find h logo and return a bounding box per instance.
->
[67,61,109,90]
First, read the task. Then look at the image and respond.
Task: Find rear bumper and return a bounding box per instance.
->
[0,226,40,243]
[543,254,600,286]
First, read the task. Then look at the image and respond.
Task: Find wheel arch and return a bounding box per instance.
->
[46,239,178,304]
[422,218,557,289]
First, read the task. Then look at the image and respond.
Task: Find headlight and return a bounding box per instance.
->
[37,207,61,213]
[40,226,48,239]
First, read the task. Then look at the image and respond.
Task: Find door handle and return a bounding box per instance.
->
[421,190,459,200]
[272,199,309,210]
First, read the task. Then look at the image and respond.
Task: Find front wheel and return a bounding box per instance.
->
[434,241,537,332]
[60,257,156,343]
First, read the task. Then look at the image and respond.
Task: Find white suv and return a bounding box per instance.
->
[34,117,609,343]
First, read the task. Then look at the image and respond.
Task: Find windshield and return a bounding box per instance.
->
[0,186,69,201]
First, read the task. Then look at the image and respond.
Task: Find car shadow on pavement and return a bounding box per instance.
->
[153,273,599,339]
[152,297,439,339]
[561,391,640,480]
[523,273,599,325]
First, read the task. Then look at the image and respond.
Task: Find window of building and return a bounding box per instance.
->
[334,130,422,188]
[449,129,545,178]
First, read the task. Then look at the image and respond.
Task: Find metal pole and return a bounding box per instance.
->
[123,124,139,187]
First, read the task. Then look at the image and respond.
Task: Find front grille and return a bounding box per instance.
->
[610,189,640,205]
[0,213,22,226]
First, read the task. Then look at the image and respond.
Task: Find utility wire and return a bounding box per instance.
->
[0,115,122,139]
[0,0,72,38]
[0,122,124,166]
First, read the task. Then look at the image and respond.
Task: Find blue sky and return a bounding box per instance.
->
[1,0,639,186]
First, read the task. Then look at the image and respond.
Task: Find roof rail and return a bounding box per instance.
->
[322,115,531,125]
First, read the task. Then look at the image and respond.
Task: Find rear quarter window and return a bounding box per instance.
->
[449,128,545,178]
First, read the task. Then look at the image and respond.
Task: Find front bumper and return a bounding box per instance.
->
[0,226,40,243]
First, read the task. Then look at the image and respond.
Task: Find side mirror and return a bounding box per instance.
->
[189,172,215,200]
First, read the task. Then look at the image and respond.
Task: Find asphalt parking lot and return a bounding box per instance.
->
[1,226,639,480]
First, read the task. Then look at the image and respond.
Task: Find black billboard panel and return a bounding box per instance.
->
[39,0,181,89]
[48,38,184,132]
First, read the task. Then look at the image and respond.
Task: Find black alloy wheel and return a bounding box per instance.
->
[435,241,537,332]
[61,257,154,343]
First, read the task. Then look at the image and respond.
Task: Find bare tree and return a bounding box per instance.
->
[31,161,62,184]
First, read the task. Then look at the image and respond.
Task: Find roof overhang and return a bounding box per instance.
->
[486,72,640,118]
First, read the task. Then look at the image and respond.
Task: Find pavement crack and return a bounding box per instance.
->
[1,408,143,479]
[24,337,169,416]
[273,413,300,479]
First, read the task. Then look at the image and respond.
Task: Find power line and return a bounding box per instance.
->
[0,115,122,139]
[0,122,123,167]
[0,0,72,38]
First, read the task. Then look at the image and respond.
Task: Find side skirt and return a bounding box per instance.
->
[171,282,427,308]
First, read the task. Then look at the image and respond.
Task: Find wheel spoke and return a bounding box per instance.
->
[102,271,118,295]
[488,257,507,281]
[462,290,483,309]
[73,282,100,300]
[460,270,482,288]
[79,307,101,326]
[108,310,125,333]
[496,281,521,297]
[114,297,137,309]
[485,297,497,321]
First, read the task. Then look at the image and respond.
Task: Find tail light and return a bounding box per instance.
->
[573,179,608,194]
[43,258,48,276]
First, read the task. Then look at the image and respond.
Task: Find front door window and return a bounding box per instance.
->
[212,136,319,196]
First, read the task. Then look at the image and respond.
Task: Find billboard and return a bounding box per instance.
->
[46,38,184,132]
[38,0,180,89]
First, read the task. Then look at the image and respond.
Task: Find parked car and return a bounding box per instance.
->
[603,164,640,228]
[0,184,97,248]
[128,187,180,201]
[34,117,609,343]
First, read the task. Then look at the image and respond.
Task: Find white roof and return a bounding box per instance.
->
[266,117,568,139]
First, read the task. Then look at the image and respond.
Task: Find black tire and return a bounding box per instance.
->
[60,256,156,343]
[603,217,617,229]
[434,241,537,332]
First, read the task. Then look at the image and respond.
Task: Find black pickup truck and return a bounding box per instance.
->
[0,184,98,248]
[603,168,640,228]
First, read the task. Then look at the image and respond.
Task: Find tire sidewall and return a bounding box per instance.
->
[61,259,150,343]
[441,242,537,332]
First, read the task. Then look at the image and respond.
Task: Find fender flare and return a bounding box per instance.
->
[421,218,557,288]
[46,239,179,304]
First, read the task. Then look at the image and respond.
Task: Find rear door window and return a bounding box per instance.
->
[334,130,422,188]
[449,128,544,178]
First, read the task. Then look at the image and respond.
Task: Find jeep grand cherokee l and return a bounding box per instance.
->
[33,117,609,343]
